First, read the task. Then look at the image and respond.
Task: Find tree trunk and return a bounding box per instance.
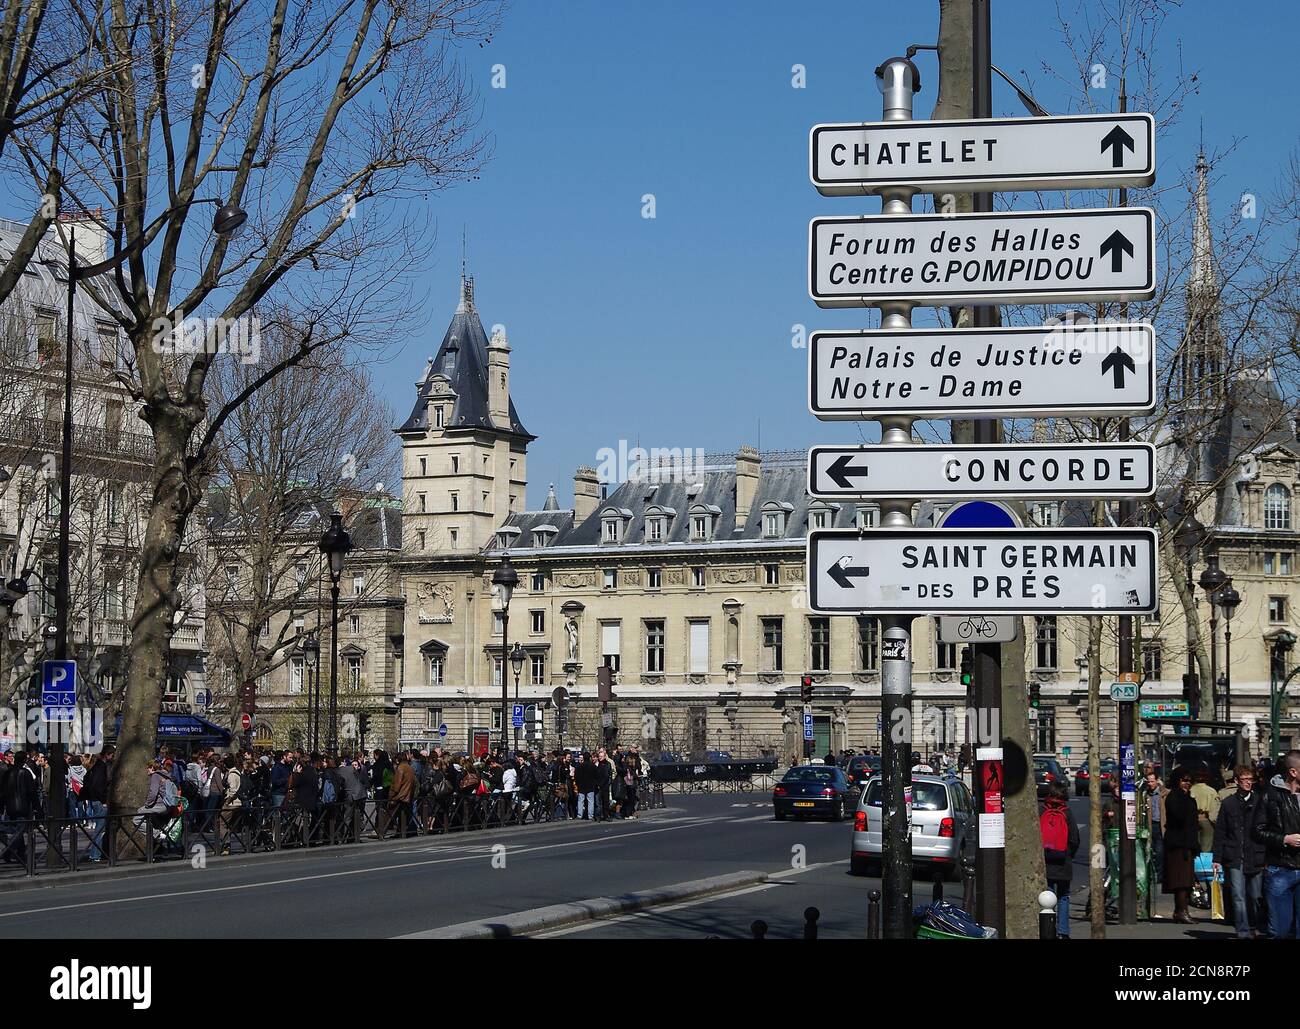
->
[1000,623,1047,938]
[1160,531,1213,715]
[108,415,195,817]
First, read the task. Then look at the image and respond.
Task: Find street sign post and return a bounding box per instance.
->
[809,208,1154,307]
[809,323,1155,419]
[807,527,1158,614]
[1110,681,1140,703]
[808,442,1156,500]
[810,112,1155,195]
[41,659,77,723]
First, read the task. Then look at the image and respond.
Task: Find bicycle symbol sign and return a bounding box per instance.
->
[937,614,1019,644]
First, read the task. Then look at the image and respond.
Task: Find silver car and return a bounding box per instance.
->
[850,774,974,878]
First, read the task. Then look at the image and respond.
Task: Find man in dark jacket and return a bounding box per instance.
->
[1040,786,1080,938]
[0,752,39,864]
[1214,764,1265,938]
[1252,749,1300,939]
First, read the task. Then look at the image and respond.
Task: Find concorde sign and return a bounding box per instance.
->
[807,442,1156,500]
[809,208,1154,307]
[809,323,1155,419]
[806,528,1159,615]
[810,113,1155,195]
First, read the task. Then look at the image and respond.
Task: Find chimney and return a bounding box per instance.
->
[735,445,760,531]
[573,466,600,523]
[487,325,511,429]
[57,209,108,265]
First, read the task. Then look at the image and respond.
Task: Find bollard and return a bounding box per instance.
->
[867,889,882,940]
[803,906,820,940]
[932,868,944,904]
[750,919,768,940]
[962,852,977,913]
[1038,889,1058,941]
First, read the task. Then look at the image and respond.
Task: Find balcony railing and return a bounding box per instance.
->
[0,414,154,464]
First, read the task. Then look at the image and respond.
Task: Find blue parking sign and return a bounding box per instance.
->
[512,704,525,728]
[42,659,77,722]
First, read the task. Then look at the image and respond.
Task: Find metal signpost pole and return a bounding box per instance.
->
[874,54,920,943]
[969,0,1005,938]
[1115,78,1139,927]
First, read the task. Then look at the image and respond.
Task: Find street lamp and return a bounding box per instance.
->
[1269,629,1297,756]
[318,512,352,757]
[492,555,518,756]
[510,642,526,753]
[1198,549,1228,723]
[302,631,320,752]
[1217,584,1240,723]
[49,197,247,823]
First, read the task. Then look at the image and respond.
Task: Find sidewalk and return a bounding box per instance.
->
[1070,890,1237,940]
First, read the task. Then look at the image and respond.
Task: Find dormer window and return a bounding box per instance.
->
[533,532,545,548]
[855,505,878,529]
[434,406,444,428]
[688,503,720,542]
[691,516,708,540]
[643,504,675,544]
[603,518,623,544]
[760,501,794,539]
[531,524,558,548]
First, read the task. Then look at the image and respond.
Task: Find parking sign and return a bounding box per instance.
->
[511,704,525,729]
[42,659,77,723]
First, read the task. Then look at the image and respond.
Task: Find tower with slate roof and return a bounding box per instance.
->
[395,275,534,554]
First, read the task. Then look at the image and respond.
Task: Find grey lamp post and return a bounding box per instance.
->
[1270,630,1297,756]
[1217,584,1240,723]
[492,555,518,755]
[51,197,246,829]
[1198,550,1227,722]
[318,513,352,757]
[510,642,526,753]
[303,631,320,752]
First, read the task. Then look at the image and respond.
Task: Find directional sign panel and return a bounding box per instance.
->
[810,113,1155,195]
[808,442,1155,500]
[806,528,1158,614]
[809,208,1154,307]
[809,323,1154,419]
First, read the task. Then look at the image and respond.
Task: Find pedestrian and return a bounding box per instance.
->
[290,752,320,842]
[1039,785,1079,938]
[269,750,291,808]
[0,751,39,865]
[1141,768,1167,886]
[387,752,416,836]
[595,747,613,820]
[574,751,599,820]
[371,749,393,806]
[1213,764,1265,938]
[134,759,175,843]
[1162,767,1200,924]
[619,754,638,819]
[220,754,244,855]
[1190,767,1221,855]
[80,749,111,862]
[199,752,225,833]
[1253,749,1300,939]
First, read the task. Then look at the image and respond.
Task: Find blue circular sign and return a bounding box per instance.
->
[938,500,1018,529]
[438,722,448,738]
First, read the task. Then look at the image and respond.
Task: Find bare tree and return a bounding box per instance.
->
[6,0,504,815]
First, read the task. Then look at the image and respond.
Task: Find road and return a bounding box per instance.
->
[0,793,1221,938]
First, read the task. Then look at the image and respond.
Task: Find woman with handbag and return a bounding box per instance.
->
[1163,767,1201,924]
[619,756,638,819]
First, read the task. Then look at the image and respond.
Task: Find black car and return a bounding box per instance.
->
[1074,758,1119,797]
[846,754,881,789]
[773,765,852,821]
[1034,756,1068,798]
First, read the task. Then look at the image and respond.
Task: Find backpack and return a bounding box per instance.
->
[1040,804,1069,853]
[321,774,337,805]
[233,769,253,804]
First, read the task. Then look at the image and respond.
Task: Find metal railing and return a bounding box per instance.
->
[0,414,154,464]
[0,780,666,879]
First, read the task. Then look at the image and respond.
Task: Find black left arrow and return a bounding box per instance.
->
[828,559,869,589]
[1100,124,1135,168]
[1099,229,1134,272]
[826,454,869,489]
[1101,346,1136,389]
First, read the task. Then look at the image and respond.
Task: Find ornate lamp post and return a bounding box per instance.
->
[1269,629,1297,757]
[1198,550,1228,722]
[302,631,320,751]
[318,513,352,757]
[1216,584,1240,723]
[492,555,518,756]
[510,642,526,753]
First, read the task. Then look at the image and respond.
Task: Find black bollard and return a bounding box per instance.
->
[803,906,820,940]
[751,919,768,940]
[962,852,977,913]
[1039,889,1058,941]
[932,868,945,905]
[867,889,881,940]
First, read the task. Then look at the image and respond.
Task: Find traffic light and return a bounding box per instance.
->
[239,680,257,714]
[358,712,370,737]
[800,674,814,705]
[1029,682,1041,709]
[959,648,973,687]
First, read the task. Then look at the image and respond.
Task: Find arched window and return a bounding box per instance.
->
[1265,484,1292,530]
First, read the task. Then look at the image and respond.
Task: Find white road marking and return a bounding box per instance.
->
[0,819,724,921]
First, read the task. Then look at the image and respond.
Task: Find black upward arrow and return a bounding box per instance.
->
[826,454,869,489]
[1101,346,1136,389]
[1099,229,1134,272]
[1100,124,1135,168]
[828,559,869,589]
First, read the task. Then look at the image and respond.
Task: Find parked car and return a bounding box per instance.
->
[1034,756,1068,799]
[773,765,852,821]
[850,774,974,878]
[1074,758,1119,796]
[845,754,881,789]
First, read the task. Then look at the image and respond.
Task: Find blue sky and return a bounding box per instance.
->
[397,0,1297,507]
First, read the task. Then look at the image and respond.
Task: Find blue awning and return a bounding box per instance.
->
[111,713,233,744]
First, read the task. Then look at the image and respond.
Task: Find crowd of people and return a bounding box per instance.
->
[0,741,650,865]
[1041,750,1300,940]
